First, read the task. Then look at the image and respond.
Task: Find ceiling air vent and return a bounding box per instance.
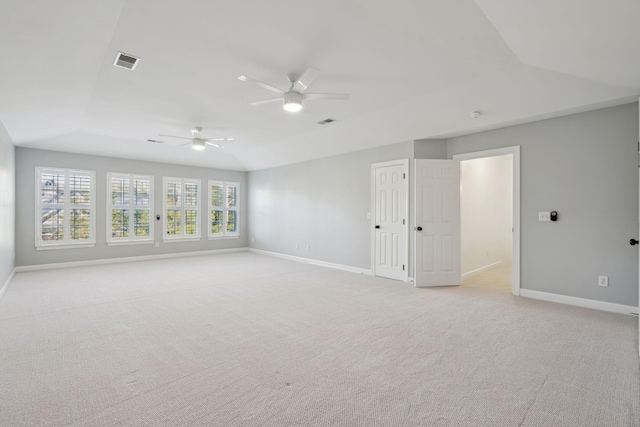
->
[317,118,336,125]
[113,52,140,70]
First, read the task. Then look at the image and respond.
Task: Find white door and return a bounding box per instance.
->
[414,159,461,287]
[373,161,408,281]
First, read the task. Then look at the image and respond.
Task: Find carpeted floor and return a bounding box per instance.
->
[462,264,512,293]
[0,252,637,426]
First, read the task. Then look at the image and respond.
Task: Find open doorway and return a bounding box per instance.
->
[453,147,520,295]
[460,154,512,292]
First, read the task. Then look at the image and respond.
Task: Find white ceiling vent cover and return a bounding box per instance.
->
[113,52,140,70]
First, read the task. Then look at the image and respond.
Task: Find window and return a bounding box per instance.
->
[163,177,201,240]
[36,167,96,249]
[209,181,240,239]
[107,173,154,244]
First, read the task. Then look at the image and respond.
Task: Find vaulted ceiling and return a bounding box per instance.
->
[1,0,638,171]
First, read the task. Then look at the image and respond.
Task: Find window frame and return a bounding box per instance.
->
[35,167,96,250]
[106,172,155,246]
[208,180,240,240]
[162,176,201,242]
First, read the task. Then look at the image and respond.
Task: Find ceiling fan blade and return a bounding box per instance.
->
[180,142,192,146]
[238,75,285,94]
[304,93,350,100]
[293,68,320,93]
[206,137,234,142]
[159,134,193,141]
[205,141,222,149]
[249,97,282,106]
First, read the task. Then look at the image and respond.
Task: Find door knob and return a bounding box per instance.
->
[416,226,423,231]
[375,225,380,229]
[630,238,639,246]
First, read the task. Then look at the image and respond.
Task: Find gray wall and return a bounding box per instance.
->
[248,141,414,270]
[15,148,248,266]
[0,121,15,287]
[248,139,448,273]
[414,139,447,159]
[448,103,639,306]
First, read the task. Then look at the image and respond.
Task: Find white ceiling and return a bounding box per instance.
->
[0,0,638,171]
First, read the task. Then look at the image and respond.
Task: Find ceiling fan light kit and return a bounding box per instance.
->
[283,92,303,112]
[192,139,206,150]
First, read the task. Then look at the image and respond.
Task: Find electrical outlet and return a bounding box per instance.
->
[538,212,551,222]
[295,243,299,250]
[155,242,160,248]
[306,245,310,251]
[598,275,609,287]
[251,237,254,243]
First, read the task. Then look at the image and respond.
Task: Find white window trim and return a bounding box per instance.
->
[106,172,155,246]
[35,167,96,250]
[162,176,201,241]
[208,180,240,240]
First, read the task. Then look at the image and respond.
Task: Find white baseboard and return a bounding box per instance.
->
[14,247,370,277]
[248,248,372,276]
[520,289,638,316]
[14,248,250,273]
[0,267,16,302]
[462,260,503,279]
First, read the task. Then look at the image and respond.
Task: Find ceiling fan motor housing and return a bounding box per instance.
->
[283,91,303,112]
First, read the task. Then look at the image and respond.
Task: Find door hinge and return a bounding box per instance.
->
[403,173,406,179]
[402,265,405,271]
[403,219,405,225]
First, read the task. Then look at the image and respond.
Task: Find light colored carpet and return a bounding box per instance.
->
[462,264,512,293]
[0,252,637,426]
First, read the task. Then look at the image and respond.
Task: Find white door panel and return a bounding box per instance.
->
[373,161,407,281]
[415,159,461,287]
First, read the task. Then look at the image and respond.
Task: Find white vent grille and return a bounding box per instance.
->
[113,52,140,70]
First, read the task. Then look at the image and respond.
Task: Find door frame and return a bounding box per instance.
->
[371,158,409,282]
[453,146,521,296]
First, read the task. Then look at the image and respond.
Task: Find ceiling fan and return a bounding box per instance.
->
[238,68,349,112]
[159,127,234,151]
